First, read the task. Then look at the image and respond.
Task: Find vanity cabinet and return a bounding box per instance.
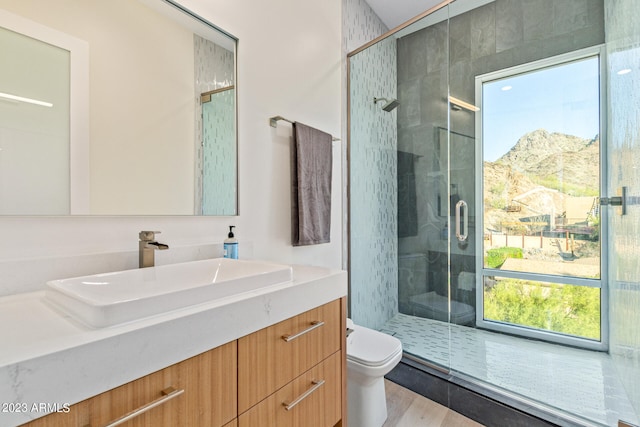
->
[237,299,344,427]
[19,298,346,427]
[238,352,341,427]
[21,342,237,427]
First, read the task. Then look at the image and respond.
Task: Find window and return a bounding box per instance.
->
[475,46,606,350]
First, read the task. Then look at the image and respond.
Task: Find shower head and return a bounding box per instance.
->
[374,97,399,112]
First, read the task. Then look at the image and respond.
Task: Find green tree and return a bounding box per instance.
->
[485,247,523,269]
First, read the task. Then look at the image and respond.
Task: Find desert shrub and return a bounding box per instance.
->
[485,247,523,269]
[484,278,600,340]
[533,175,598,197]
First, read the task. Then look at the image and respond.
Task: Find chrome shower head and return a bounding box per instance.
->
[374,97,399,112]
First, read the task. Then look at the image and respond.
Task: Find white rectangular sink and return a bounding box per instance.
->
[45,258,293,328]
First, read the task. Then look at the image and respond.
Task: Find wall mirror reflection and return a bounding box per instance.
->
[0,0,238,216]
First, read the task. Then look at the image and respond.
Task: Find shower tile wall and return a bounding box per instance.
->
[202,88,236,215]
[343,0,389,269]
[346,0,399,330]
[344,0,387,52]
[194,35,234,214]
[396,13,450,274]
[395,0,605,315]
[605,0,640,418]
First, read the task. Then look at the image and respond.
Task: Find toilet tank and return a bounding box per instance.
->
[398,253,428,313]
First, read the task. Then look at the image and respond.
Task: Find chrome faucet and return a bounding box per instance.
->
[139,231,169,268]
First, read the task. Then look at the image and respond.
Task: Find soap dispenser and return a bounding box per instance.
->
[224,226,238,259]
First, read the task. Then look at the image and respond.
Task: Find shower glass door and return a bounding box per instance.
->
[442,2,479,378]
[393,4,456,372]
[348,1,456,372]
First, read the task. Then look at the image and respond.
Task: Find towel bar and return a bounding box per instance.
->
[269,115,340,141]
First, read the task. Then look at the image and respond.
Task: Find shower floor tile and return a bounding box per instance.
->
[381,313,638,427]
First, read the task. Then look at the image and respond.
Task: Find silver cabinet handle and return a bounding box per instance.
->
[282,321,325,342]
[455,200,468,242]
[102,386,184,427]
[282,380,325,411]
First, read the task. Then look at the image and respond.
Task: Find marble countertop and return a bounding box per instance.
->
[0,263,347,426]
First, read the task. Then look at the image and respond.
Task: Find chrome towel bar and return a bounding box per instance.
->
[269,115,340,141]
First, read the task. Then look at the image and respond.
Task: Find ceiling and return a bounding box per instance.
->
[364,0,443,29]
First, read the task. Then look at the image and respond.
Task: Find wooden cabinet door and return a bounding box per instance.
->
[179,340,237,426]
[21,341,237,427]
[238,351,341,427]
[237,300,341,413]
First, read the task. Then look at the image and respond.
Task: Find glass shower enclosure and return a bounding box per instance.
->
[348,0,640,425]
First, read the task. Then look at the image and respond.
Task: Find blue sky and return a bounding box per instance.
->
[482,56,601,162]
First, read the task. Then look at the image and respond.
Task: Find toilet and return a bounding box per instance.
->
[346,318,403,427]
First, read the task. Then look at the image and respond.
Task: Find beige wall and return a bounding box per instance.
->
[0,0,196,214]
[0,24,70,214]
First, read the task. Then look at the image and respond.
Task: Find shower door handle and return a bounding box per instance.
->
[600,186,627,216]
[455,200,468,242]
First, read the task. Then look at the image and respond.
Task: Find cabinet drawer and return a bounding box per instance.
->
[238,351,341,427]
[22,341,237,427]
[237,300,341,412]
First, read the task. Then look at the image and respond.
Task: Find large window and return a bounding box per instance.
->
[476,47,606,350]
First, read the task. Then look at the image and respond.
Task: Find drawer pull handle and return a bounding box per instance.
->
[282,379,325,411]
[282,321,325,342]
[102,386,184,427]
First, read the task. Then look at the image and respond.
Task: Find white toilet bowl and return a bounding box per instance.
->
[346,319,403,427]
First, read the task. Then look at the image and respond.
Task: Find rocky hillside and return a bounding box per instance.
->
[484,129,600,233]
[494,129,599,196]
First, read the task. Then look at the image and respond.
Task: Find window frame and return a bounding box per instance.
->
[474,45,609,351]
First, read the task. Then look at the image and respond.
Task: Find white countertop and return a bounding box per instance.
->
[0,264,347,426]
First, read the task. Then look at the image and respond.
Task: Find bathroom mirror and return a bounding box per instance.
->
[0,0,238,216]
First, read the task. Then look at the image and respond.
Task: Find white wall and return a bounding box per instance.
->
[0,0,343,296]
[0,0,198,215]
[0,25,70,215]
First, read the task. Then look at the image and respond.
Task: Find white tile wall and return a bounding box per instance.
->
[346,0,399,330]
[194,35,235,215]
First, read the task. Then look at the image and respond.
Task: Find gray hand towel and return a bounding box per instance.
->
[291,122,332,246]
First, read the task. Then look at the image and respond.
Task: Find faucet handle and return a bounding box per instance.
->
[139,230,161,241]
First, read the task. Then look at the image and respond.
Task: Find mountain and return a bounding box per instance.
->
[495,130,599,194]
[484,129,600,233]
